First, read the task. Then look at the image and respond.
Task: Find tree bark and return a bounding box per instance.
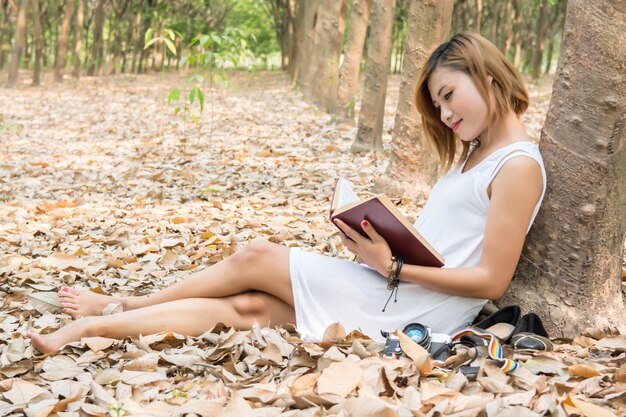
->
[373,0,453,197]
[73,0,84,78]
[87,0,105,76]
[532,0,548,79]
[0,1,12,70]
[131,5,142,73]
[334,0,371,119]
[110,0,128,74]
[489,0,500,45]
[474,0,482,33]
[31,0,44,85]
[299,0,320,97]
[511,0,523,68]
[6,0,29,88]
[289,0,305,81]
[309,0,347,112]
[352,0,395,152]
[499,0,626,337]
[54,0,75,82]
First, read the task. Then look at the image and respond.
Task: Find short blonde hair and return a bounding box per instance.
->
[415,32,529,172]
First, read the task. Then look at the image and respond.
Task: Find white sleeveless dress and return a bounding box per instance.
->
[289,141,547,342]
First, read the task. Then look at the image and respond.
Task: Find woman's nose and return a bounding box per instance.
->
[440,106,452,124]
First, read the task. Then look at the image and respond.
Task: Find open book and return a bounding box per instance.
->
[330,178,445,267]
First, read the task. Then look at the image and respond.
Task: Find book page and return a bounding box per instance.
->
[333,177,359,210]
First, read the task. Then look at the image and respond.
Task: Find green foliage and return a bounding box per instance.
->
[226,0,279,59]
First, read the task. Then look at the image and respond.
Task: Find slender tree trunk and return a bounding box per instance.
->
[54,0,75,82]
[121,8,133,73]
[532,0,548,79]
[500,0,626,337]
[351,0,395,152]
[6,0,29,88]
[511,0,523,68]
[131,6,142,73]
[289,0,305,81]
[73,0,84,78]
[373,0,453,197]
[309,0,347,112]
[31,0,44,85]
[544,0,565,75]
[0,2,11,69]
[474,0,482,33]
[334,0,371,119]
[489,0,500,44]
[87,0,105,76]
[299,0,320,97]
[285,0,297,76]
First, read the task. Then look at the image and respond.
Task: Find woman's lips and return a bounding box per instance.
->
[451,120,462,132]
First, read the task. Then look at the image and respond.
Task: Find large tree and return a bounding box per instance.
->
[334,0,371,119]
[310,0,348,112]
[373,0,453,198]
[499,0,626,336]
[351,0,395,152]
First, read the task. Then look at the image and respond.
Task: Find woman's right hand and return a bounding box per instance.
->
[335,227,360,259]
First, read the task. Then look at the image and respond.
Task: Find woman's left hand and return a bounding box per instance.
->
[334,219,393,276]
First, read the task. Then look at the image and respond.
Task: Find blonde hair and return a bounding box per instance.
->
[415,32,529,172]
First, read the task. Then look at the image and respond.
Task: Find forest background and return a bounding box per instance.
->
[1,0,625,416]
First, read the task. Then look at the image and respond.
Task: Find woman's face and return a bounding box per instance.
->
[427,67,490,142]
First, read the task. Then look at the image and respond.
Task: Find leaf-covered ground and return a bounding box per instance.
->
[1,71,625,416]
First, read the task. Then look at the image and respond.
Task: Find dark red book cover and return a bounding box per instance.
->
[331,196,445,268]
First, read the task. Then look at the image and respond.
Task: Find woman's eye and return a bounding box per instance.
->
[444,91,453,101]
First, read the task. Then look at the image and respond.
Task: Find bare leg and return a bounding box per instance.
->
[30,291,295,354]
[59,241,293,318]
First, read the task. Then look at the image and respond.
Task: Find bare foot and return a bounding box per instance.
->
[58,287,124,319]
[27,318,95,354]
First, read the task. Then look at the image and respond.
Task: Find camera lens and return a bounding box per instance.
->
[402,323,431,349]
[405,328,425,341]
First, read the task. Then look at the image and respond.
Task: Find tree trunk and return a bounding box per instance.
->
[335,0,371,119]
[532,0,548,79]
[373,0,453,198]
[87,0,105,76]
[299,0,320,97]
[6,0,29,88]
[511,0,524,68]
[544,0,565,75]
[131,6,142,73]
[289,0,305,81]
[121,9,133,73]
[31,0,44,86]
[73,0,84,78]
[54,0,75,82]
[351,0,394,152]
[0,2,11,70]
[474,0,482,33]
[308,0,348,112]
[285,0,297,75]
[499,0,626,337]
[489,0,500,45]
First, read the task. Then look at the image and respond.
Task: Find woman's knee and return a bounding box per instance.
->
[234,240,279,267]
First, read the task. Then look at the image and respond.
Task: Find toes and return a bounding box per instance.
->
[67,288,85,296]
[60,301,80,309]
[63,308,82,319]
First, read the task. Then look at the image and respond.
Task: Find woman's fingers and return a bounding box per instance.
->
[334,219,364,243]
[360,220,383,242]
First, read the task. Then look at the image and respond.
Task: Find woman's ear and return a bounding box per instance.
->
[487,75,493,85]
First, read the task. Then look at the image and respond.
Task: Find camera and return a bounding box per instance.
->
[382,323,452,361]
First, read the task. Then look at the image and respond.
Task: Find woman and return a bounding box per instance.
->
[28,32,546,354]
